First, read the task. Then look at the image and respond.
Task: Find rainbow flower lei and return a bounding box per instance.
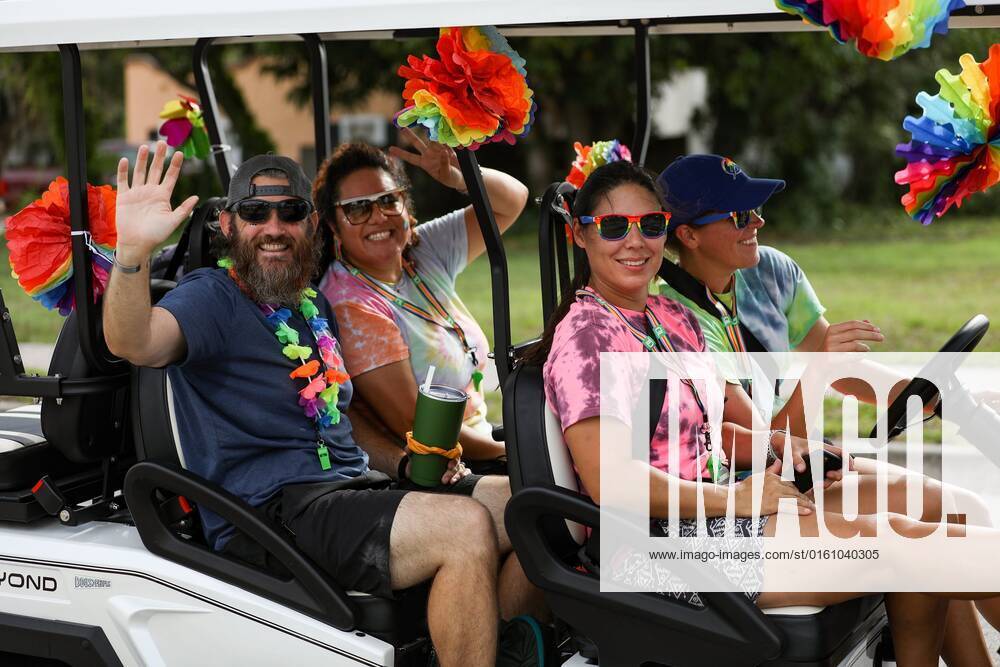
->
[220,259,350,454]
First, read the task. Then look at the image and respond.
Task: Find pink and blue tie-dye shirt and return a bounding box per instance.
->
[543,293,718,481]
[319,210,490,423]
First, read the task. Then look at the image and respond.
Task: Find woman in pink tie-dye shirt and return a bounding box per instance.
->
[527,161,1000,660]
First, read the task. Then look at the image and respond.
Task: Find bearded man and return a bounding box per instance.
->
[103,142,535,667]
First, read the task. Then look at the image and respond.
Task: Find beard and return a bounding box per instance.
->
[226,222,322,307]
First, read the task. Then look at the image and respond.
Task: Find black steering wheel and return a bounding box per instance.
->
[871,314,989,440]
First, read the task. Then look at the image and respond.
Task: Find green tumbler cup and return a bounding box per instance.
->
[407,384,467,487]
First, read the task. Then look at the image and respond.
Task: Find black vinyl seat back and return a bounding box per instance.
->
[40,308,130,464]
[503,362,587,562]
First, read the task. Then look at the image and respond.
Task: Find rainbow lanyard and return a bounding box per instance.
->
[704,286,748,353]
[574,288,725,480]
[344,261,483,389]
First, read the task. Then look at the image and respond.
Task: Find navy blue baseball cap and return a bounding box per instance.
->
[656,154,785,230]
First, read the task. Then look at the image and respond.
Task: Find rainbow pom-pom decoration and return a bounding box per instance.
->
[775,0,965,60]
[158,94,211,159]
[5,177,117,315]
[395,26,535,149]
[566,140,632,188]
[895,45,1000,224]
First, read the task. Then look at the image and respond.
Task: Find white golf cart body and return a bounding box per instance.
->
[3,2,1000,665]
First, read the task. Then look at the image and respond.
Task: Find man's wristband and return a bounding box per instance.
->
[397,453,410,481]
[113,250,144,274]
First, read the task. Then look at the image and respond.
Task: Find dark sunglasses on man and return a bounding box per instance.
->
[336,187,406,225]
[691,206,764,230]
[576,211,671,241]
[230,198,313,224]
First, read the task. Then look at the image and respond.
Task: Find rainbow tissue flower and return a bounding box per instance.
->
[775,0,966,61]
[896,45,1000,224]
[5,178,117,315]
[565,140,632,188]
[395,26,535,149]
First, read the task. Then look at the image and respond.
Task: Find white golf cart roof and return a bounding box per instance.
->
[4,0,1000,52]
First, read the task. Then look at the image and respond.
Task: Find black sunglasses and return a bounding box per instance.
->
[691,207,764,230]
[231,198,312,224]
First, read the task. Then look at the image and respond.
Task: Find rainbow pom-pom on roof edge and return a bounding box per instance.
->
[395,26,536,149]
[775,0,965,61]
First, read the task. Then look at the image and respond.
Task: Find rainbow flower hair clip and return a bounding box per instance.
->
[565,140,632,188]
[395,26,536,149]
[896,45,1000,224]
[158,94,211,159]
[775,0,966,61]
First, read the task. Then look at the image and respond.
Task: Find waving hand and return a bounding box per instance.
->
[115,141,199,260]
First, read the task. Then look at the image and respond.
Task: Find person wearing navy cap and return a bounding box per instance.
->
[655,153,875,360]
[656,153,1000,660]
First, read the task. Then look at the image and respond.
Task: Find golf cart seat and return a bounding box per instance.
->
[0,305,131,521]
[124,341,428,648]
[502,361,887,666]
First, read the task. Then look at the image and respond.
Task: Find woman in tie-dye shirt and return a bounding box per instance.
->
[529,160,1000,661]
[314,135,528,471]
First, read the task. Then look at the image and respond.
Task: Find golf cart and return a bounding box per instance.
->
[3,2,1000,665]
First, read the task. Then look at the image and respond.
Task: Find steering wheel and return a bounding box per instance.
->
[871,314,989,440]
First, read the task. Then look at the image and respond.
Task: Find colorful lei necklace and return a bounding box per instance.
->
[220,258,350,470]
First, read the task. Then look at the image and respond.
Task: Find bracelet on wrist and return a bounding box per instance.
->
[113,249,145,274]
[766,429,785,466]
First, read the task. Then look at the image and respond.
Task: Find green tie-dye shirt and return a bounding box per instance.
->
[656,246,825,356]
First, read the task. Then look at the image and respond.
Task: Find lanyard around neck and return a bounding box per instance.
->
[704,286,748,354]
[575,288,721,479]
[344,261,478,365]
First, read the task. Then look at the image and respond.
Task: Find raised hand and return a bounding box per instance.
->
[822,320,885,353]
[388,127,466,192]
[115,141,199,262]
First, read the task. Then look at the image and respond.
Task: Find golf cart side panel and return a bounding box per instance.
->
[0,521,393,666]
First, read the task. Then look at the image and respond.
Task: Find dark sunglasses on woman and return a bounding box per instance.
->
[691,206,764,230]
[231,198,313,224]
[336,187,406,225]
[576,211,671,241]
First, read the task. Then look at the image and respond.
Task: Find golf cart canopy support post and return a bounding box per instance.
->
[632,21,651,167]
[194,33,331,192]
[60,43,121,377]
[456,150,514,387]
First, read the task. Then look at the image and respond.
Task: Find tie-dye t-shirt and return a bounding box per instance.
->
[319,209,490,423]
[543,293,721,481]
[657,246,825,355]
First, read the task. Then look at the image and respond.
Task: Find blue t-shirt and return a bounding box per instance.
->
[157,268,370,550]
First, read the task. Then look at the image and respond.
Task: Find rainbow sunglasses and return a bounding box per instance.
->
[576,212,671,240]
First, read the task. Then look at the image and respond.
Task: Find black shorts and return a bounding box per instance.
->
[224,471,481,599]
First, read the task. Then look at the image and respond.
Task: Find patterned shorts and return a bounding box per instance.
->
[608,515,769,608]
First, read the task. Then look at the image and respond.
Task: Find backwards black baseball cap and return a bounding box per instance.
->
[226,154,314,210]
